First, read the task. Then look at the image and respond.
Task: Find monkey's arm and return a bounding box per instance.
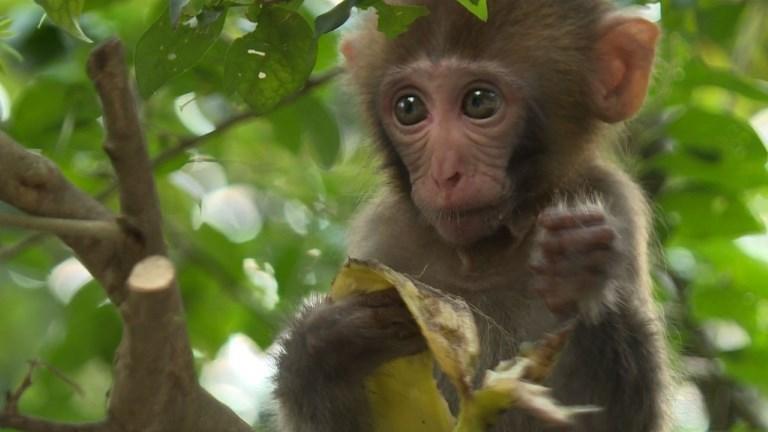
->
[529,163,654,323]
[274,292,425,432]
[535,166,669,431]
[274,325,371,432]
[547,303,669,432]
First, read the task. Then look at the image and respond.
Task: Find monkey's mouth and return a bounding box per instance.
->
[428,205,506,245]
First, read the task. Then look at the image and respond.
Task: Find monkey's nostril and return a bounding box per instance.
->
[446,172,462,187]
[432,172,462,190]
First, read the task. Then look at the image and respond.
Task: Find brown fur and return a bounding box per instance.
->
[274,1,670,431]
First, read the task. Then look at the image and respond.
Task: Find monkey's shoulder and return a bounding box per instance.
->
[577,162,650,215]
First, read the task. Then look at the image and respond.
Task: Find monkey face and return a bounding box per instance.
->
[343,2,659,247]
[378,58,526,245]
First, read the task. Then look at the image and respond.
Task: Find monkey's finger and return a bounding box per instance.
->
[531,275,604,313]
[538,208,605,231]
[529,250,614,276]
[362,320,423,348]
[380,334,428,359]
[530,275,560,297]
[539,225,615,255]
[353,288,405,308]
[534,282,579,316]
[371,303,417,325]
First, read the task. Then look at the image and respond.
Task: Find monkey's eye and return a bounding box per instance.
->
[462,89,501,119]
[394,95,428,126]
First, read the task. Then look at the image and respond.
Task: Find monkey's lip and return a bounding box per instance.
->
[427,205,505,245]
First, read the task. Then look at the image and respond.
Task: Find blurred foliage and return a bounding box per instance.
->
[0,0,766,430]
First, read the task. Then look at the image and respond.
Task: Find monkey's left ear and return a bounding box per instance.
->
[593,16,660,123]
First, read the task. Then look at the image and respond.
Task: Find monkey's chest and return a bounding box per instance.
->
[412,255,560,359]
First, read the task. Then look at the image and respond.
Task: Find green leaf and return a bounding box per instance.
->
[268,95,341,168]
[224,7,317,114]
[135,9,226,99]
[365,1,429,38]
[666,108,765,157]
[688,240,768,328]
[652,107,768,191]
[455,0,488,21]
[8,79,101,149]
[303,97,341,168]
[169,0,190,26]
[0,17,22,73]
[33,0,92,42]
[315,0,355,36]
[696,2,745,47]
[687,240,768,393]
[268,104,304,154]
[683,60,768,103]
[246,3,264,22]
[658,184,763,240]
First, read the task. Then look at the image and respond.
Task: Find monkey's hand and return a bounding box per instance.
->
[275,289,426,431]
[283,289,427,382]
[528,206,618,319]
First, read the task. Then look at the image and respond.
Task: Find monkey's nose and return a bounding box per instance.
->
[432,171,463,191]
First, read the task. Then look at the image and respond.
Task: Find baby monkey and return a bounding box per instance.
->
[275,1,670,431]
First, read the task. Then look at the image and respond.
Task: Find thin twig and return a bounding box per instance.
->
[3,360,38,415]
[0,67,343,263]
[0,232,46,260]
[0,416,109,432]
[34,360,85,397]
[0,213,121,240]
[152,66,343,167]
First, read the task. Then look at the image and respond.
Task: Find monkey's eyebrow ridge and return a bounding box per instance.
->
[379,57,525,95]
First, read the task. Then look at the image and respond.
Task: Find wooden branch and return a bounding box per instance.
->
[108,256,251,432]
[3,361,37,416]
[83,40,251,432]
[1,38,254,432]
[0,213,122,240]
[87,39,166,257]
[0,417,109,432]
[0,232,46,261]
[1,362,108,432]
[109,255,194,429]
[0,130,129,302]
[1,67,342,263]
[0,132,112,228]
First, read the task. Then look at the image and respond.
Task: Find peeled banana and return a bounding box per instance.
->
[330,258,597,432]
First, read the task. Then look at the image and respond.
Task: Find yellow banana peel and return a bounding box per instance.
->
[330,259,598,432]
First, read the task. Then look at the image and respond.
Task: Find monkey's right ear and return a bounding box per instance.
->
[341,37,358,66]
[592,15,660,123]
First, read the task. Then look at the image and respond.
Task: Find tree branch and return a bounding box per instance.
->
[0,213,122,240]
[87,38,166,257]
[152,66,343,168]
[0,130,128,301]
[0,417,109,432]
[1,67,343,263]
[109,255,195,429]
[0,39,254,432]
[82,40,251,432]
[1,362,108,432]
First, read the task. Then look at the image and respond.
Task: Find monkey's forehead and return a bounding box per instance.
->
[351,0,610,72]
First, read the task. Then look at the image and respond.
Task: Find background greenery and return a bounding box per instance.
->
[0,0,766,430]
